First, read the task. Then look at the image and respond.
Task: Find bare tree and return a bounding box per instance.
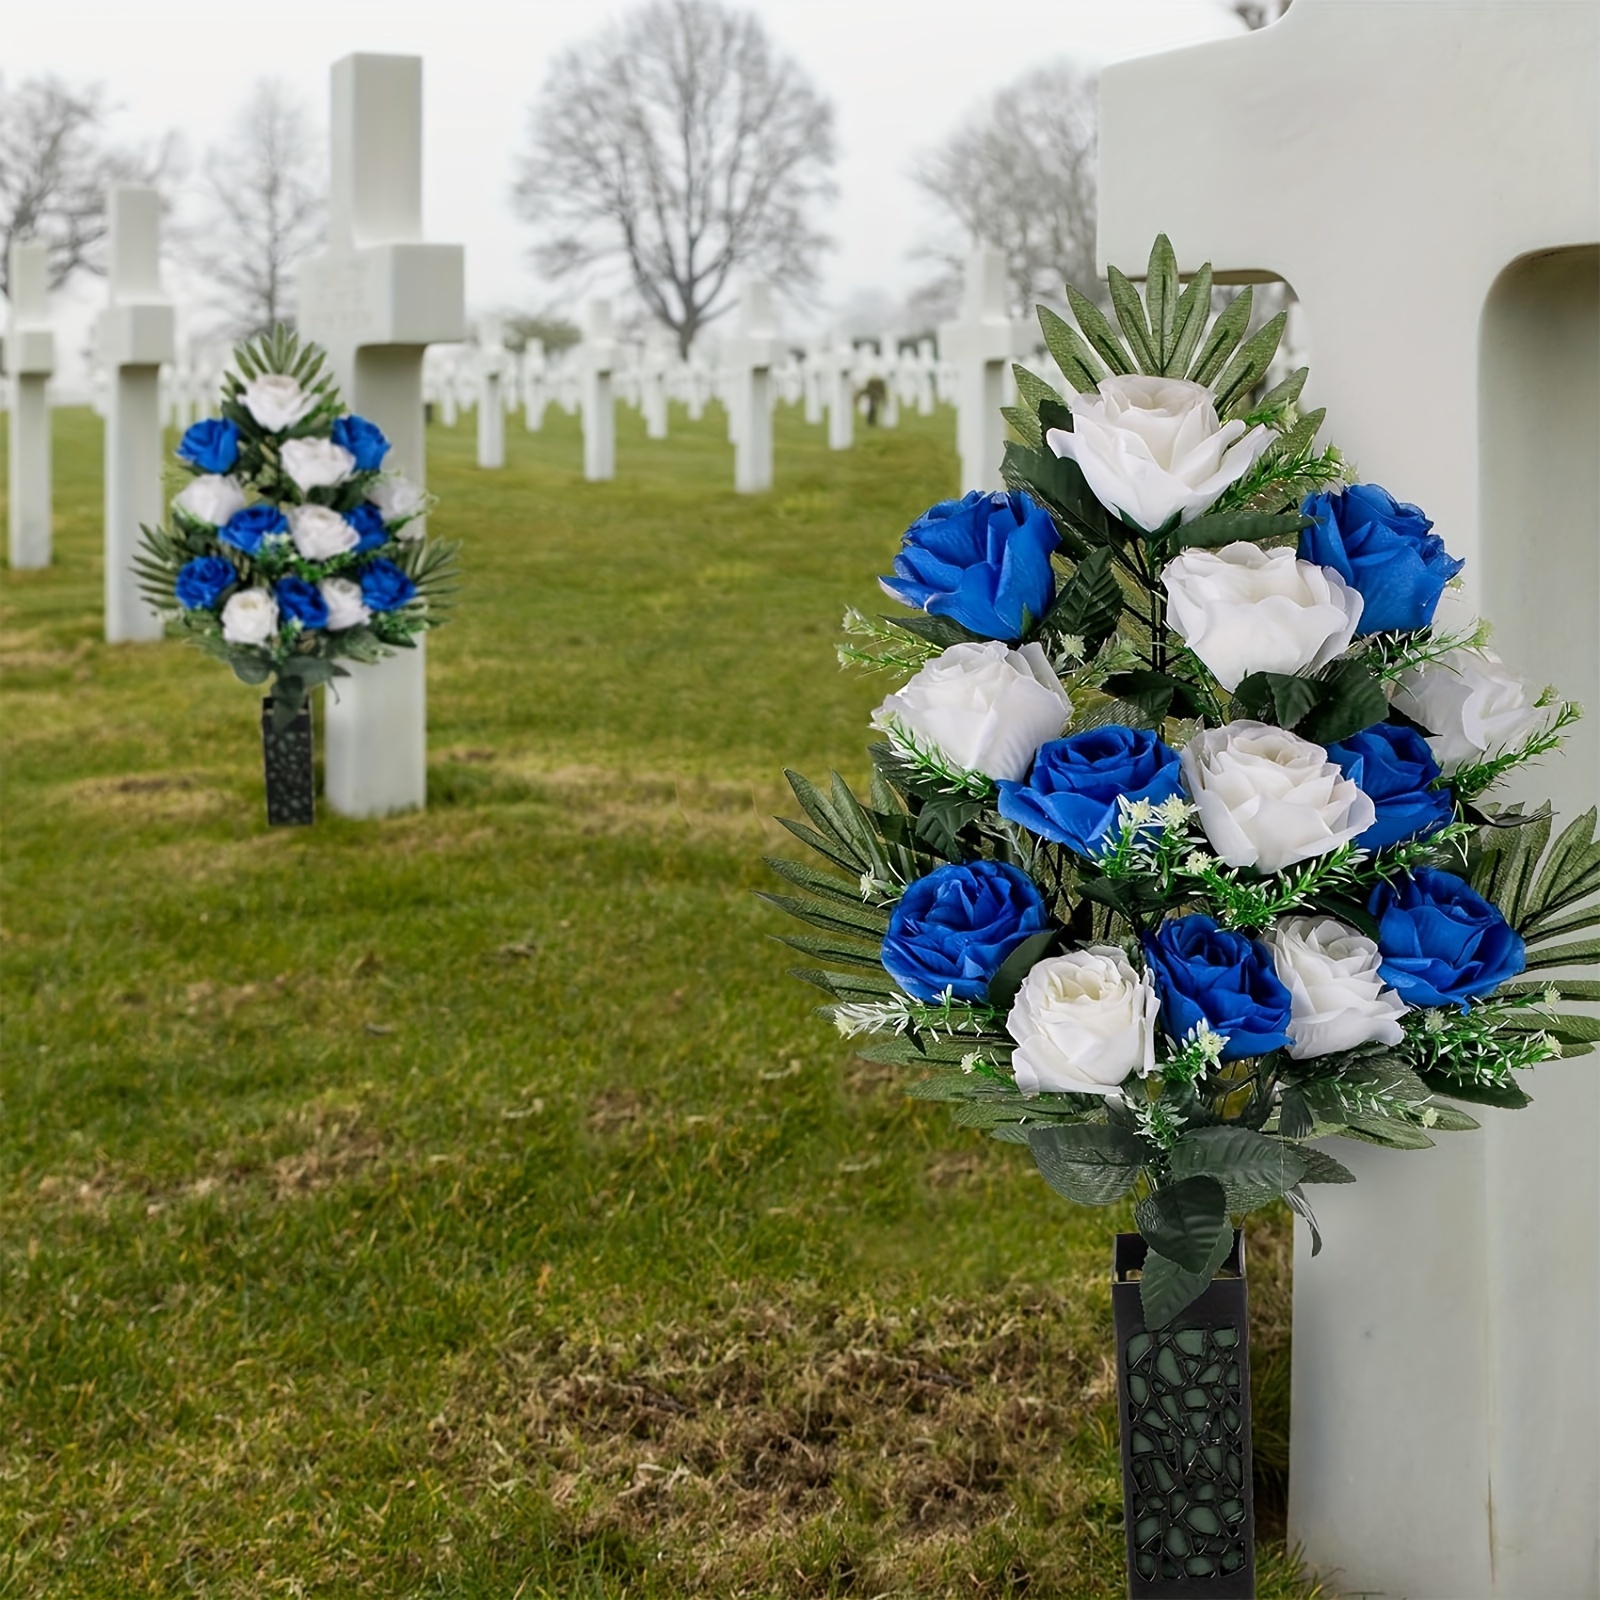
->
[910,61,1098,322]
[512,0,837,356]
[0,74,176,298]
[188,80,324,337]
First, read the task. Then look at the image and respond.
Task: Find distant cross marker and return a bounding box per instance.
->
[476,315,506,470]
[298,53,465,819]
[1101,5,1600,1595]
[726,279,779,494]
[101,187,175,643]
[7,240,55,570]
[578,299,618,482]
[940,246,1022,495]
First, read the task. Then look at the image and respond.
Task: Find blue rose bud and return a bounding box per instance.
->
[881,860,1049,1002]
[1325,721,1455,852]
[1368,867,1524,1010]
[275,575,330,630]
[344,501,390,553]
[1142,914,1293,1060]
[880,490,1060,642]
[176,418,240,474]
[331,414,391,473]
[218,503,289,556]
[358,558,417,613]
[996,725,1184,859]
[174,555,239,610]
[1298,483,1464,636]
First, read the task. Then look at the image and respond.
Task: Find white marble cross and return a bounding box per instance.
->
[7,240,55,570]
[725,278,780,494]
[297,53,465,820]
[578,298,617,481]
[914,337,937,417]
[1101,5,1599,1595]
[940,246,1026,494]
[640,334,670,441]
[475,314,506,470]
[521,339,547,432]
[823,335,855,451]
[100,187,175,643]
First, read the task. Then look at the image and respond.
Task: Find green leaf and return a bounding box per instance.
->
[1296,1145,1357,1184]
[1146,234,1180,368]
[1276,1085,1315,1140]
[1001,404,1042,449]
[1339,1116,1437,1150]
[1036,397,1074,438]
[1170,510,1307,552]
[775,814,865,877]
[764,856,868,906]
[1248,367,1308,422]
[1011,363,1064,414]
[1167,1127,1306,1213]
[1107,267,1159,372]
[913,795,985,860]
[1165,264,1215,379]
[1135,1175,1229,1272]
[1139,1224,1235,1330]
[1234,671,1323,731]
[755,892,888,940]
[1064,284,1134,376]
[1416,1069,1531,1110]
[228,655,273,687]
[1296,660,1389,746]
[1215,310,1288,416]
[1103,670,1205,726]
[886,612,986,650]
[1000,443,1113,558]
[774,932,884,972]
[1037,304,1107,393]
[1039,547,1122,651]
[1188,287,1254,386]
[987,930,1057,1010]
[1028,1122,1146,1205]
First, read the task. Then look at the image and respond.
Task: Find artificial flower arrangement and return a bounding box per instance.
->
[137,326,456,733]
[769,236,1598,1332]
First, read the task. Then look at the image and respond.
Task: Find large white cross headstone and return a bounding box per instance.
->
[940,246,1025,494]
[578,299,617,481]
[297,53,466,820]
[101,187,175,643]
[726,278,780,494]
[1101,6,1599,1596]
[7,240,54,570]
[475,314,506,470]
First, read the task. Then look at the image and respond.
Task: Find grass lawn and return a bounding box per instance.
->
[1,400,1320,1598]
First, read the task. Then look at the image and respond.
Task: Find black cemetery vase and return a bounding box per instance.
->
[1112,1231,1254,1599]
[261,696,315,826]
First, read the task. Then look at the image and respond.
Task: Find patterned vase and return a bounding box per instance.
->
[261,697,315,826]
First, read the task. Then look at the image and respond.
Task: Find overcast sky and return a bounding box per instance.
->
[7,0,1246,373]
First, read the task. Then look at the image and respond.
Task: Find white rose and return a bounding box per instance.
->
[1266,915,1407,1059]
[1162,543,1363,692]
[1045,373,1274,531]
[1181,721,1375,874]
[318,577,371,632]
[1391,647,1547,774]
[172,474,247,527]
[367,475,426,532]
[241,373,316,432]
[872,640,1071,783]
[281,437,356,493]
[1007,946,1160,1096]
[287,504,358,562]
[220,587,279,646]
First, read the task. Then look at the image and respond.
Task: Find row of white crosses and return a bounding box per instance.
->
[1101,3,1599,1596]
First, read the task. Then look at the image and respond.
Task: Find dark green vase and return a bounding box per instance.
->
[1113,1231,1254,1598]
[261,697,315,826]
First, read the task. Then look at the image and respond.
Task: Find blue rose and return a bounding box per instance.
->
[1368,868,1524,1010]
[1299,483,1464,636]
[218,503,289,556]
[1142,915,1293,1060]
[358,558,417,613]
[275,575,330,630]
[345,501,390,553]
[176,418,239,474]
[332,414,391,473]
[1326,721,1454,852]
[881,860,1049,1002]
[174,556,238,610]
[880,489,1059,642]
[996,725,1184,858]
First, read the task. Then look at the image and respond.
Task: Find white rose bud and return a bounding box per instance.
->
[1391,647,1547,774]
[172,474,247,528]
[318,577,371,632]
[281,437,356,493]
[1180,721,1375,874]
[367,476,427,534]
[219,587,279,646]
[1007,946,1160,1096]
[872,640,1071,783]
[1162,542,1364,692]
[1266,915,1407,1059]
[1045,374,1274,532]
[241,374,316,433]
[287,504,358,562]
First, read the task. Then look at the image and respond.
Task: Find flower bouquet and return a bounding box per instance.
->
[137,327,456,824]
[768,236,1597,1593]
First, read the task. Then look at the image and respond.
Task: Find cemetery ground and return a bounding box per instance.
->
[1,406,1319,1599]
